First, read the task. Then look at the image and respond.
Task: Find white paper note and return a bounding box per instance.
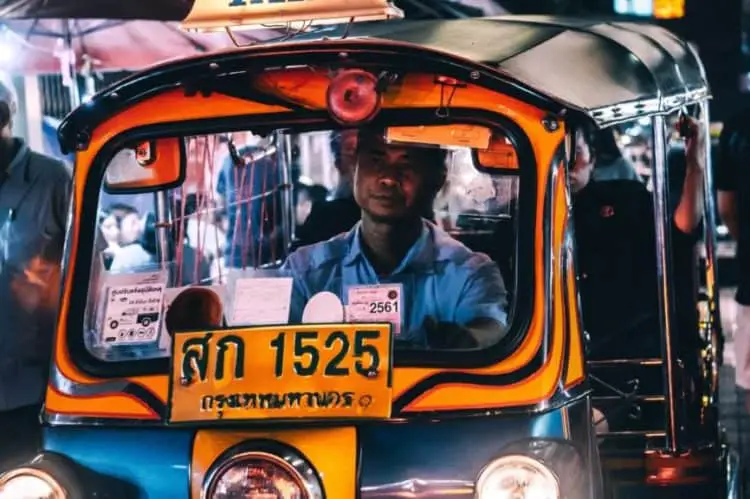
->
[230,277,293,326]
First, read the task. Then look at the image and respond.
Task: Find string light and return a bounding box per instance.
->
[653,0,685,19]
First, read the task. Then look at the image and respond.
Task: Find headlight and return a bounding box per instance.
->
[0,467,66,499]
[475,455,560,499]
[203,451,323,499]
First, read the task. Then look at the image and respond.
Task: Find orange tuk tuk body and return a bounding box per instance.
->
[0,14,738,499]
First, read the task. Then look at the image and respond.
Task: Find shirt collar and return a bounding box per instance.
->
[4,138,30,180]
[342,219,448,274]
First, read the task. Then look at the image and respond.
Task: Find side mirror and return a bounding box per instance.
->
[104,137,185,193]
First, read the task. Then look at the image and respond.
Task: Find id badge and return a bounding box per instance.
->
[346,283,402,336]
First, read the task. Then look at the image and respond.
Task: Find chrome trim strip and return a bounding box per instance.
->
[539,141,561,412]
[699,105,723,404]
[361,479,474,498]
[650,114,680,453]
[50,365,131,396]
[587,88,710,127]
[46,365,165,424]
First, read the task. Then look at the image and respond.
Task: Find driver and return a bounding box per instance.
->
[282,128,508,349]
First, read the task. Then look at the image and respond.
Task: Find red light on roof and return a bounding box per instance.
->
[326,69,382,125]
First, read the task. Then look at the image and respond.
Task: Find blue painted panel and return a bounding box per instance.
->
[359,409,567,485]
[43,427,193,499]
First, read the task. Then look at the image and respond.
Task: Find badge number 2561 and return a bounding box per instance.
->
[347,284,402,336]
[368,300,398,314]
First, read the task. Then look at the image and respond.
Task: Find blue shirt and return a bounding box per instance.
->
[281,221,508,347]
[217,146,281,268]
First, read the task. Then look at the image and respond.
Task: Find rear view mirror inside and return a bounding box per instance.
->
[104,137,185,193]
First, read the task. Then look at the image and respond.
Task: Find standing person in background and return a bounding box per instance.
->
[216,132,282,269]
[715,111,750,411]
[0,77,72,469]
[109,204,154,272]
[295,183,328,228]
[590,127,642,183]
[296,130,361,246]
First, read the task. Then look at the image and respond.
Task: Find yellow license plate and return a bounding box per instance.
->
[168,323,393,423]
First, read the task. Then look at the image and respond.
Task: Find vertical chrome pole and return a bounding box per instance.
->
[280,133,294,254]
[155,191,171,272]
[697,105,724,416]
[651,114,680,453]
[700,105,722,337]
[61,22,81,111]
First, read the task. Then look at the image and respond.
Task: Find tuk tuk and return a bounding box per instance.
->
[0,3,739,498]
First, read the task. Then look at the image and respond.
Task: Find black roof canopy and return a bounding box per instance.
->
[51,16,709,149]
[298,16,709,123]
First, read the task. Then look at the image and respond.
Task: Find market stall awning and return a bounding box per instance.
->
[0,0,506,20]
[0,20,277,73]
[0,0,507,74]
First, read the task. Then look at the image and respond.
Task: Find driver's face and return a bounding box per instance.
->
[354,136,436,221]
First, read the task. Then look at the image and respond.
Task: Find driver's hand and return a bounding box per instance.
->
[423,316,479,349]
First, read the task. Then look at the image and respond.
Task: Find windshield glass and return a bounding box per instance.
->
[84,125,521,362]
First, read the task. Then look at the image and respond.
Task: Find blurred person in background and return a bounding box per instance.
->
[570,117,705,357]
[98,210,121,269]
[109,204,154,271]
[182,193,224,263]
[590,127,642,182]
[296,130,361,246]
[174,193,214,286]
[216,132,282,268]
[295,182,328,228]
[715,111,750,410]
[0,77,72,469]
[623,134,652,181]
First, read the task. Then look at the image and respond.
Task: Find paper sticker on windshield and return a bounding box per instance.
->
[346,284,402,336]
[102,278,166,345]
[229,277,293,326]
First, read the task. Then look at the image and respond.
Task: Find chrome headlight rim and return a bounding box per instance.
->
[475,453,561,499]
[0,466,67,498]
[201,440,324,499]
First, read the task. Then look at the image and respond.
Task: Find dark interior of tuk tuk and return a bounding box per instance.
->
[586,125,708,445]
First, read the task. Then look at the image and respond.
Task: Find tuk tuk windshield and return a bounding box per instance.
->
[85,124,522,363]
